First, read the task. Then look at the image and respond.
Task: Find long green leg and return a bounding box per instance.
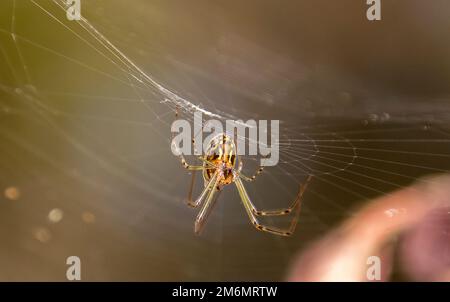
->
[194,173,221,234]
[235,176,309,236]
[190,170,218,209]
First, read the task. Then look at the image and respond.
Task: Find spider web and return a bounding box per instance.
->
[0,0,449,281]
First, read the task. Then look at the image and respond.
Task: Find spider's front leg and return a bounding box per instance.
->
[234,175,312,236]
[172,140,215,171]
[194,171,222,234]
[172,105,206,171]
[252,175,312,216]
[187,170,218,208]
[179,157,204,171]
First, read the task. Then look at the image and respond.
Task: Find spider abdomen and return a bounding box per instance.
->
[202,134,237,186]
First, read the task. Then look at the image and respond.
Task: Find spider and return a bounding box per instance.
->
[172,112,312,236]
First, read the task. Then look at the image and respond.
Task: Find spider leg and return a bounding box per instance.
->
[185,170,197,207]
[234,176,311,236]
[194,172,222,234]
[251,175,312,216]
[174,150,214,170]
[236,167,264,182]
[233,128,265,182]
[172,106,214,170]
[188,170,218,208]
[177,155,205,170]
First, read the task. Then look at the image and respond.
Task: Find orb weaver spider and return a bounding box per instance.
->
[172,110,312,236]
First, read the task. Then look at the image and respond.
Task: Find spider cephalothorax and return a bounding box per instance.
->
[173,111,312,236]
